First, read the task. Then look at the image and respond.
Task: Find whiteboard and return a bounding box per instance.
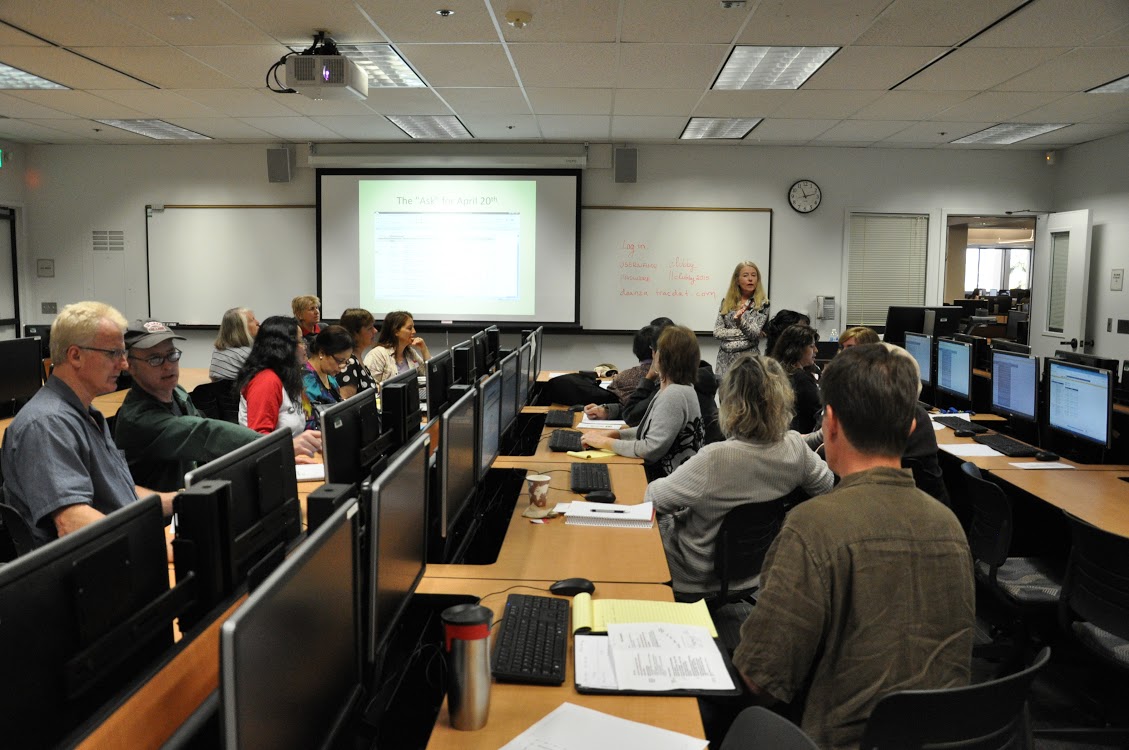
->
[146,206,316,325]
[579,207,772,332]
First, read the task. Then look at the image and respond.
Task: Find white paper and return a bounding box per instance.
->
[606,623,735,692]
[1010,462,1075,470]
[553,502,572,513]
[578,418,627,429]
[931,421,945,431]
[499,702,707,750]
[574,635,620,690]
[940,444,1003,457]
[295,463,326,481]
[547,371,571,380]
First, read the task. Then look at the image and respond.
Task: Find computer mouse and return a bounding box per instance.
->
[1035,451,1059,462]
[549,577,596,597]
[953,429,976,438]
[570,404,586,412]
[585,489,616,503]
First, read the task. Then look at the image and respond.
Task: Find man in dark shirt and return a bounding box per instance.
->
[732,343,974,750]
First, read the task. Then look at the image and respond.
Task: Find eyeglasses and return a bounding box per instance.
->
[130,349,183,367]
[332,353,351,366]
[79,346,128,361]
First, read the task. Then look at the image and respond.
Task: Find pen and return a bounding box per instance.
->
[591,508,626,514]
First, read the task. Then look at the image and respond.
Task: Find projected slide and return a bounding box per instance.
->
[321,172,577,325]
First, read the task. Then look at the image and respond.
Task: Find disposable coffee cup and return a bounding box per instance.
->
[523,474,552,518]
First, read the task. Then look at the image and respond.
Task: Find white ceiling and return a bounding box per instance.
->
[0,0,1127,149]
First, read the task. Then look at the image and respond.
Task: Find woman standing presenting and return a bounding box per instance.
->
[713,261,769,377]
[364,310,432,383]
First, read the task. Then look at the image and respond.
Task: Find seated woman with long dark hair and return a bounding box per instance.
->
[364,310,431,383]
[337,308,378,399]
[237,316,318,440]
[301,325,353,429]
[580,325,705,481]
[771,324,822,434]
[646,355,834,595]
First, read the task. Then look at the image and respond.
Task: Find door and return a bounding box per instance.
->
[0,207,18,340]
[1028,209,1092,362]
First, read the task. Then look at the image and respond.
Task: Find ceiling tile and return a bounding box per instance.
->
[0,23,49,47]
[816,120,917,141]
[851,91,976,120]
[804,47,948,90]
[509,43,617,88]
[0,0,162,46]
[897,47,1069,91]
[309,115,407,140]
[967,0,1129,47]
[237,116,342,140]
[616,88,702,116]
[536,114,610,140]
[621,0,750,44]
[0,91,77,119]
[176,89,298,117]
[617,44,729,89]
[853,0,1028,46]
[1090,23,1129,45]
[93,0,279,46]
[73,46,243,89]
[0,47,152,89]
[163,117,276,140]
[932,91,1065,122]
[1019,122,1129,145]
[0,119,64,142]
[526,88,613,115]
[612,116,690,140]
[217,0,383,46]
[1011,92,1129,122]
[739,0,890,45]
[26,117,151,142]
[435,87,531,115]
[276,96,376,117]
[693,90,791,117]
[995,47,1129,92]
[356,0,498,43]
[458,114,541,139]
[744,118,838,142]
[881,121,997,143]
[363,88,452,115]
[489,0,619,43]
[11,89,155,118]
[770,90,884,119]
[181,45,295,90]
[397,43,515,87]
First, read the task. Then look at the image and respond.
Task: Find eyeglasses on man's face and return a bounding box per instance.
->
[130,349,183,367]
[79,346,128,361]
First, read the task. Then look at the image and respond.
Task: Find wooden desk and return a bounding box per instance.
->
[90,368,213,418]
[497,408,643,465]
[426,463,671,584]
[934,424,1129,472]
[417,577,707,750]
[989,470,1129,538]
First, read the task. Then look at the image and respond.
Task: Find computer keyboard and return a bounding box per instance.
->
[548,429,583,452]
[544,409,575,428]
[491,593,569,685]
[932,416,989,434]
[570,463,611,494]
[972,433,1039,457]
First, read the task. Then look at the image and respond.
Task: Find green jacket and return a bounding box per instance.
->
[114,384,259,491]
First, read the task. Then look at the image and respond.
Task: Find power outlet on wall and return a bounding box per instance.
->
[1118,319,1129,334]
[42,302,57,314]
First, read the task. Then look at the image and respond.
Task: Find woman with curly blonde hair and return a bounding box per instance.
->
[713,261,769,377]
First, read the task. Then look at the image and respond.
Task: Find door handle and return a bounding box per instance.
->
[1059,338,1079,350]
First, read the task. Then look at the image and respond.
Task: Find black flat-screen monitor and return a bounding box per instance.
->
[471,330,489,376]
[949,299,984,319]
[380,368,422,450]
[882,306,926,348]
[923,306,962,339]
[992,339,1031,356]
[935,337,973,403]
[991,350,1039,423]
[321,387,389,488]
[24,324,52,360]
[221,498,363,750]
[179,428,302,623]
[517,341,533,407]
[498,351,519,435]
[451,340,476,385]
[484,325,501,373]
[0,336,44,418]
[953,332,990,370]
[425,348,454,419]
[1005,310,1029,340]
[903,331,933,386]
[368,429,430,666]
[477,371,502,478]
[991,295,1012,315]
[1047,359,1112,448]
[0,495,189,748]
[439,388,477,537]
[1053,350,1119,376]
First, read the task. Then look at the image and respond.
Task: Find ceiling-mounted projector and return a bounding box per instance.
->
[285,55,368,101]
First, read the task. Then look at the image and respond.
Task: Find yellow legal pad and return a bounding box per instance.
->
[569,593,718,638]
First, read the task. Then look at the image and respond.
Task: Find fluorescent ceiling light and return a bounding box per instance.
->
[95,119,211,140]
[681,117,761,139]
[1089,73,1129,94]
[714,46,838,90]
[337,44,426,88]
[387,115,472,139]
[950,123,1068,145]
[0,62,68,90]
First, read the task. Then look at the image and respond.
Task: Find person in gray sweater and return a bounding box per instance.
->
[581,325,704,481]
[646,354,835,595]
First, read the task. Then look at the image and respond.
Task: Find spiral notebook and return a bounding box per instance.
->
[565,501,654,528]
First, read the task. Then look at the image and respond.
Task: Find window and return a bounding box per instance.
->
[846,213,928,327]
[1047,232,1069,333]
[964,247,1030,293]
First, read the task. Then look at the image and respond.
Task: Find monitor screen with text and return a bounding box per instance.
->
[1047,360,1111,447]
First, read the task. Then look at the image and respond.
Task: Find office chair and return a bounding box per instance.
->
[859,646,1050,750]
[720,706,819,750]
[190,380,240,423]
[902,456,950,506]
[959,463,1061,670]
[712,496,788,608]
[0,500,36,558]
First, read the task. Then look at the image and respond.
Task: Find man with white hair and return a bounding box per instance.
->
[1,301,176,547]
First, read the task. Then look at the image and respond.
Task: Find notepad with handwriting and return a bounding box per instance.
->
[565,500,654,528]
[570,592,718,637]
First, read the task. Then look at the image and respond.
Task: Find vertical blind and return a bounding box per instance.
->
[846,213,929,327]
[1047,231,1069,333]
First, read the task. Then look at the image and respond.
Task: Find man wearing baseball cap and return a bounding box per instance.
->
[113,319,320,491]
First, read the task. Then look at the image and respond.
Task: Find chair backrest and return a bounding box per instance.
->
[715,496,788,602]
[859,646,1050,750]
[0,500,36,558]
[903,456,950,506]
[959,462,1013,571]
[720,706,820,750]
[191,380,239,423]
[1061,515,1129,642]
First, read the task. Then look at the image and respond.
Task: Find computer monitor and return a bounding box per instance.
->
[935,337,973,403]
[517,341,533,407]
[0,495,191,747]
[992,339,1031,356]
[0,336,44,418]
[498,351,519,435]
[903,332,933,386]
[949,299,983,319]
[23,324,51,360]
[525,326,544,381]
[953,333,990,371]
[882,306,926,348]
[990,350,1039,423]
[484,325,501,373]
[221,498,363,750]
[367,429,430,667]
[451,340,476,385]
[178,428,302,625]
[439,388,477,538]
[321,387,390,489]
[380,368,422,450]
[991,295,1012,315]
[1005,310,1029,341]
[425,348,454,419]
[1053,350,1119,376]
[477,371,502,479]
[923,306,962,339]
[471,330,489,376]
[1046,359,1112,448]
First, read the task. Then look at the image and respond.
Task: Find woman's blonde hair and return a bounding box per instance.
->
[214,307,254,350]
[720,261,766,314]
[291,294,320,316]
[839,326,879,347]
[50,301,127,365]
[719,354,795,442]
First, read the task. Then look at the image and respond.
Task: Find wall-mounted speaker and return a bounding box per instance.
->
[267,146,294,183]
[614,147,637,183]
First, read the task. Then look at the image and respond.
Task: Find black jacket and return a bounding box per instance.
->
[621,360,724,444]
